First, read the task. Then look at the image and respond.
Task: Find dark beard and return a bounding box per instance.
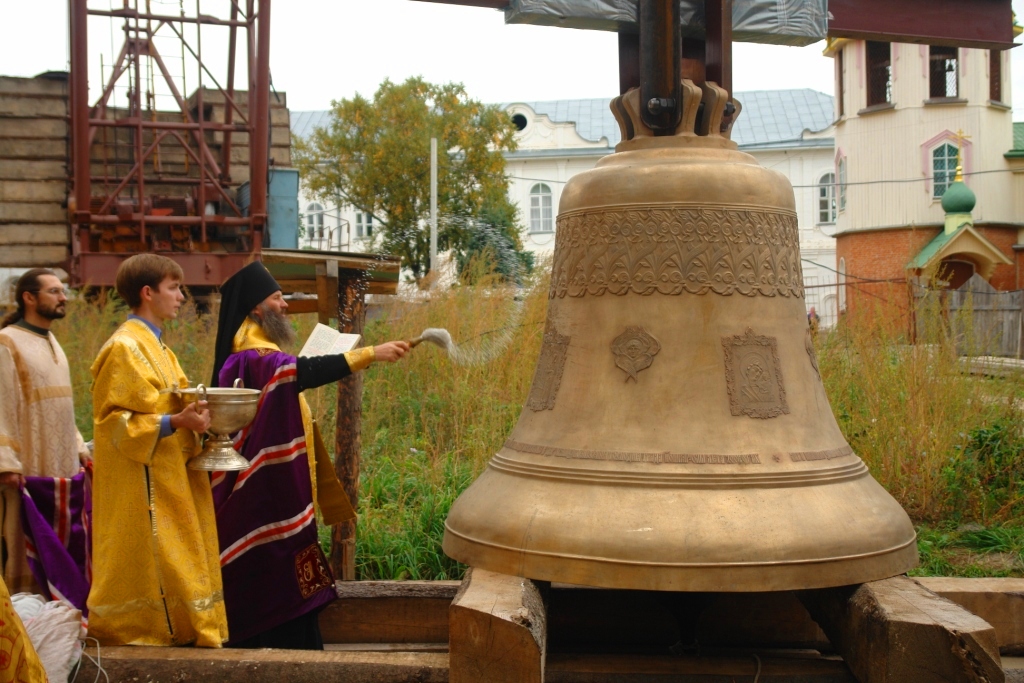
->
[256,305,297,348]
[37,301,66,320]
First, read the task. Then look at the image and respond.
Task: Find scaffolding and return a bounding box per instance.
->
[69,0,273,286]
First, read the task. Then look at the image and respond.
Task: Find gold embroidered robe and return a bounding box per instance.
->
[0,324,88,594]
[0,575,48,683]
[88,319,227,647]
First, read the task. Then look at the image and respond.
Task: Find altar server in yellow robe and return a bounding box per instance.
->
[88,254,228,647]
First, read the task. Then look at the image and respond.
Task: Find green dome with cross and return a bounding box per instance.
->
[940,176,976,215]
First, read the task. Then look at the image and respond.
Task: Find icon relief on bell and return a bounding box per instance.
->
[611,326,661,382]
[722,328,789,419]
[526,328,571,411]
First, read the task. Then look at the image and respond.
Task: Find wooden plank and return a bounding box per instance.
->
[0,118,66,139]
[0,77,68,96]
[262,248,401,273]
[334,581,462,601]
[800,576,1004,683]
[268,262,400,293]
[68,644,876,683]
[449,569,547,683]
[828,0,1014,49]
[0,139,67,160]
[75,647,449,683]
[0,225,68,245]
[0,181,66,203]
[0,96,67,118]
[0,160,65,181]
[0,203,66,223]
[0,245,67,267]
[918,578,1024,656]
[283,297,319,314]
[319,596,453,644]
[277,279,319,294]
[315,261,338,326]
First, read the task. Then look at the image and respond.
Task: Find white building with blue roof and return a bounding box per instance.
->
[291,88,841,325]
[503,90,839,325]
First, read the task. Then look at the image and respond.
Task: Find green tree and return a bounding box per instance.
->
[293,77,523,279]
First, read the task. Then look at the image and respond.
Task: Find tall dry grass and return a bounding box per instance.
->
[51,268,1022,578]
[818,292,1023,524]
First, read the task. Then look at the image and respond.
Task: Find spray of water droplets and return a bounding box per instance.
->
[415,300,522,366]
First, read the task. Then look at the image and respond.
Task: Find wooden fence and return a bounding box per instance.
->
[916,274,1024,358]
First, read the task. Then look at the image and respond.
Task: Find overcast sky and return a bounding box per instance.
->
[3,0,1024,117]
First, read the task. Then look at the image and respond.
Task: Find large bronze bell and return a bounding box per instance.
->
[443,81,917,592]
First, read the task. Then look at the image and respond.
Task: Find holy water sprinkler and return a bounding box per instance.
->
[409,328,455,352]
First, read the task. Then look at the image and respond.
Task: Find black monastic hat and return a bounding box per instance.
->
[211,261,281,386]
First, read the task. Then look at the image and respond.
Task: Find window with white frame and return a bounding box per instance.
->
[306,203,324,241]
[818,172,836,224]
[530,183,553,233]
[356,212,373,238]
[932,142,958,198]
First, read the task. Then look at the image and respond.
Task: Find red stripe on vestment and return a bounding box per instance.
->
[55,477,70,547]
[233,363,296,447]
[231,436,306,494]
[220,504,315,567]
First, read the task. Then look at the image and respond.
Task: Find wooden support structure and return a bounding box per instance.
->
[261,248,401,581]
[332,271,367,581]
[75,578,1024,682]
[449,569,548,683]
[800,576,1004,683]
[917,578,1024,657]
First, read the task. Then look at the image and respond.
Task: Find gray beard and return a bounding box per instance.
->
[255,305,297,348]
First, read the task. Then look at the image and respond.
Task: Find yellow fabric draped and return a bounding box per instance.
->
[0,575,48,682]
[231,318,356,524]
[88,319,227,647]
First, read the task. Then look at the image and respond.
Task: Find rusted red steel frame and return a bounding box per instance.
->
[94,130,243,218]
[69,0,271,285]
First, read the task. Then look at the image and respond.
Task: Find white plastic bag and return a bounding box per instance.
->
[23,600,86,683]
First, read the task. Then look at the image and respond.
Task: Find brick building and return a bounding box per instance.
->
[825,32,1024,313]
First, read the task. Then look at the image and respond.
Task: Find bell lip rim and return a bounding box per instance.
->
[442,523,918,570]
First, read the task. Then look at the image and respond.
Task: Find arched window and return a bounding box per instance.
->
[818,172,836,225]
[932,143,958,199]
[530,183,553,233]
[306,203,324,240]
[838,258,847,313]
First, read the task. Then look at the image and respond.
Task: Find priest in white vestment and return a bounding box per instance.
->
[0,269,89,593]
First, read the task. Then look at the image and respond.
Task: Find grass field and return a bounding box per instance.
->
[58,270,1024,580]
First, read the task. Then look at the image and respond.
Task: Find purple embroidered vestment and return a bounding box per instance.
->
[213,349,334,643]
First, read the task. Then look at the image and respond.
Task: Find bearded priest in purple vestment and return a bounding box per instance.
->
[210,262,409,649]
